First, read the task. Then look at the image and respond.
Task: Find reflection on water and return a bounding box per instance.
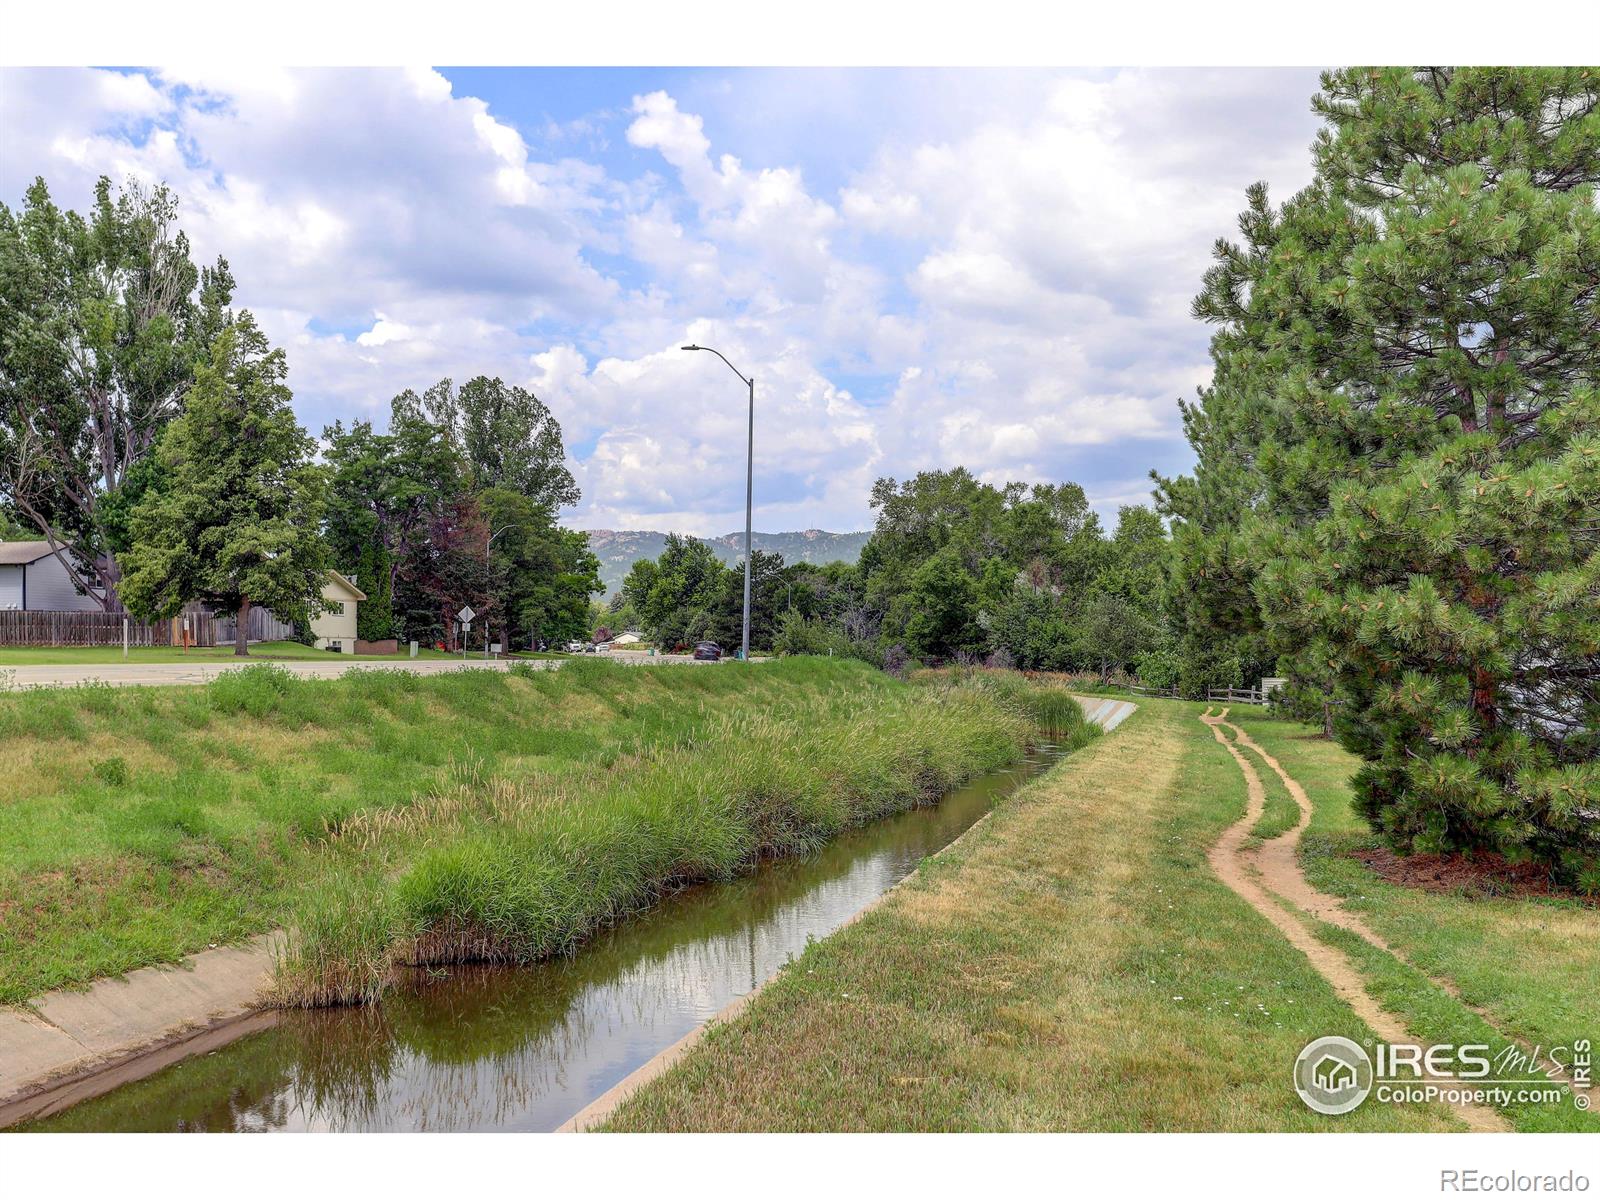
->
[27,747,1060,1133]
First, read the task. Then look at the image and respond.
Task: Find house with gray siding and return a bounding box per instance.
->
[0,542,105,612]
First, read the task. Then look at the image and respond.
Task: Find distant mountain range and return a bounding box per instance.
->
[586,528,871,596]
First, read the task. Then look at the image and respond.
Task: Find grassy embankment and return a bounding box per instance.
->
[606,696,1597,1132]
[0,658,1089,1007]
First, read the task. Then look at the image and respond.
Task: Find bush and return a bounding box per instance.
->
[1133,647,1180,692]
[881,643,913,678]
[772,610,881,667]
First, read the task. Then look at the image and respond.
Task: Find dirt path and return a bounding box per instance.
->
[1215,713,1589,1107]
[1200,709,1506,1132]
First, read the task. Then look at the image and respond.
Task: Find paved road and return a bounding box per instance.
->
[0,657,528,689]
[0,653,724,690]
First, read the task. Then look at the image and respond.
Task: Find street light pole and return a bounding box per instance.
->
[683,344,754,664]
[485,523,522,659]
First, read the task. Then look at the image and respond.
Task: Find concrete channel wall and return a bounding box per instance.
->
[0,694,1135,1129]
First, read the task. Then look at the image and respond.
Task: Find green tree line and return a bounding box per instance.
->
[614,468,1178,682]
[1,176,597,653]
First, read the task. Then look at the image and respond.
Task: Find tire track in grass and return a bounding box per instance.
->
[1200,708,1506,1132]
[1215,712,1592,1125]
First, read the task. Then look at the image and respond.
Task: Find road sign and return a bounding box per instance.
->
[457,605,476,624]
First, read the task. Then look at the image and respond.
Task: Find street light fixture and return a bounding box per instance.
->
[682,344,754,664]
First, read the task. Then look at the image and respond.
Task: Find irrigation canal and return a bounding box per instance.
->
[22,743,1067,1132]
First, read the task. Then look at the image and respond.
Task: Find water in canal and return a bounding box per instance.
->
[26,744,1063,1132]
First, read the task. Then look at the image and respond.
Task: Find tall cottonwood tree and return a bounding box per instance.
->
[118,317,328,655]
[392,375,578,508]
[1180,67,1600,884]
[325,378,592,650]
[0,176,232,606]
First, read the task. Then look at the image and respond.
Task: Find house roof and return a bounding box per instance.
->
[323,570,368,602]
[0,541,56,566]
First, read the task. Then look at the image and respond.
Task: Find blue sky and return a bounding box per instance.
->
[1,66,1323,534]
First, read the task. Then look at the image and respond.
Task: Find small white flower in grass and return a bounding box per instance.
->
[1172,996,1183,1001]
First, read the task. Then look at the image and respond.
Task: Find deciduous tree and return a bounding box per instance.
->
[118,317,328,655]
[0,176,232,607]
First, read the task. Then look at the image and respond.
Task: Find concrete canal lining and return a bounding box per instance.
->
[0,935,280,1128]
[2,697,1133,1131]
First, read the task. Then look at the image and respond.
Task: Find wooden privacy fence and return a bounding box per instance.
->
[0,609,212,647]
[210,606,295,646]
[0,605,293,648]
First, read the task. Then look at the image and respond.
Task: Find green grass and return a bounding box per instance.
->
[1315,925,1598,1131]
[0,657,1086,1006]
[1229,710,1600,1098]
[605,699,1457,1131]
[0,640,462,665]
[1248,752,1301,842]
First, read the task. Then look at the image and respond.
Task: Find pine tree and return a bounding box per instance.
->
[1182,67,1600,887]
[119,316,328,655]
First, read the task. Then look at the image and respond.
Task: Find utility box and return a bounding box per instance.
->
[409,640,419,658]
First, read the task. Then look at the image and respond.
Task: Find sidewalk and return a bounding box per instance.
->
[0,652,742,689]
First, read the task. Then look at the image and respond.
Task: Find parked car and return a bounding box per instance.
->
[693,641,722,661]
[582,642,597,654]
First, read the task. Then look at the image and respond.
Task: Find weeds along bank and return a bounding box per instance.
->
[0,658,1093,1007]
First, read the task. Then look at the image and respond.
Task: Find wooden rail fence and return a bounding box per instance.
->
[1126,683,1180,698]
[1206,686,1268,705]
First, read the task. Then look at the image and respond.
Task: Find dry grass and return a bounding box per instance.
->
[604,699,1457,1131]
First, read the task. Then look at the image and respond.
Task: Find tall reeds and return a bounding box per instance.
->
[272,662,1092,1006]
